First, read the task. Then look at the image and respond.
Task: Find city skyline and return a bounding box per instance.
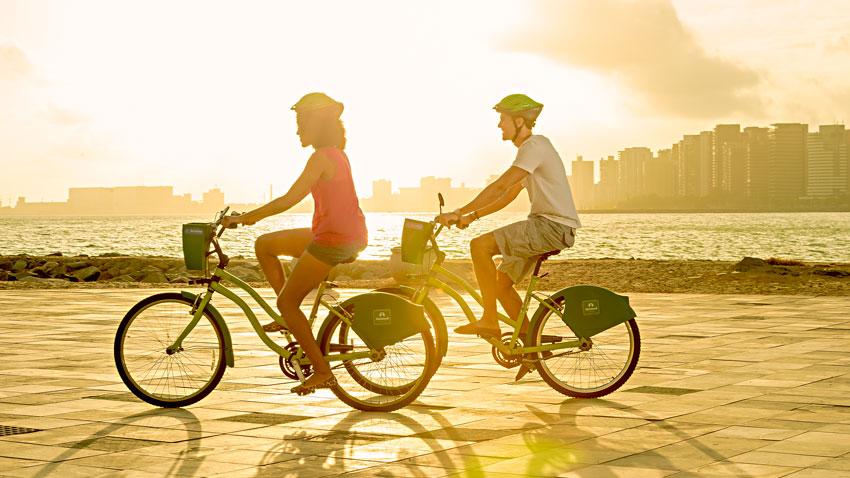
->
[5,117,848,215]
[3,1,850,204]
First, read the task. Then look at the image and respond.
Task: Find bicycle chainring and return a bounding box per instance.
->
[492,332,523,369]
[279,343,313,380]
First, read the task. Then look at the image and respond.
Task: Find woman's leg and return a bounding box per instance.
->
[254,228,313,296]
[277,251,335,388]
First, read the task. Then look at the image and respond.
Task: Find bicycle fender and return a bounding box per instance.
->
[181,291,235,367]
[527,286,636,341]
[375,286,448,359]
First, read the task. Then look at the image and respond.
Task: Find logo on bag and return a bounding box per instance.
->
[582,300,600,316]
[373,309,391,325]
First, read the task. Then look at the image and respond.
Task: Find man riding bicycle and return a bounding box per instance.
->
[436,94,581,338]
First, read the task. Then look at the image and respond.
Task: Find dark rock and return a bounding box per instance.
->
[98,271,115,281]
[67,261,89,270]
[13,271,36,280]
[140,271,168,283]
[46,252,63,257]
[0,270,9,281]
[108,275,136,283]
[733,257,769,272]
[11,260,27,273]
[814,269,850,278]
[73,266,101,282]
[98,252,123,257]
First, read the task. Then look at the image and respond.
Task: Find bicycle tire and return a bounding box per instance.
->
[318,309,436,412]
[530,296,640,398]
[114,293,226,408]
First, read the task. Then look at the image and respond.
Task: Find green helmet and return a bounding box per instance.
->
[291,92,344,116]
[494,94,543,124]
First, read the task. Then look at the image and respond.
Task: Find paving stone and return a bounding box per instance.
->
[0,289,848,476]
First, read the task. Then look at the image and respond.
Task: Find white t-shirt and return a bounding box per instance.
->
[512,135,582,229]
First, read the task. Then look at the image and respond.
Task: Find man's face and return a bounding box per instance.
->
[498,113,515,141]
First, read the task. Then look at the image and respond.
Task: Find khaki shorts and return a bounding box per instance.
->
[493,215,575,284]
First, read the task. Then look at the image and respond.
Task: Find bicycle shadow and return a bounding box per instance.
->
[31,407,204,478]
[510,398,757,477]
[247,404,484,477]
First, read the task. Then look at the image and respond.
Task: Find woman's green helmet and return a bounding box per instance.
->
[291,92,344,116]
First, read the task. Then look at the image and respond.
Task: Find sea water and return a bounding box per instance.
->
[1,212,848,262]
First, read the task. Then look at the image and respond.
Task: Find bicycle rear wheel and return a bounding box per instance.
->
[530,296,640,398]
[319,310,435,412]
[114,293,226,408]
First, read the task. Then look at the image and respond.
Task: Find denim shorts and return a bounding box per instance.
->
[306,241,366,266]
[493,215,575,284]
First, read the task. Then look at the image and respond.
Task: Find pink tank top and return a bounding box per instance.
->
[310,147,368,247]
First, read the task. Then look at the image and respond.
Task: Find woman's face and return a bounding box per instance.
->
[296,113,316,147]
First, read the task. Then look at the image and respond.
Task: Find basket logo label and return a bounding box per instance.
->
[582,299,600,316]
[373,309,391,325]
[185,229,204,235]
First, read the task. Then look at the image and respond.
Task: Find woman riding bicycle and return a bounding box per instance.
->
[222,92,368,395]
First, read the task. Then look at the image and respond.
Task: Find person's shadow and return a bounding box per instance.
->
[33,408,204,478]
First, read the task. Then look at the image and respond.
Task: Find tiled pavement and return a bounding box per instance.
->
[0,288,848,477]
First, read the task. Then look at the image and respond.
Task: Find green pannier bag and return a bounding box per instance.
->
[348,292,429,350]
[182,223,214,273]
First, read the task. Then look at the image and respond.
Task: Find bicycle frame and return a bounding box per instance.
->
[408,227,585,358]
[167,267,368,367]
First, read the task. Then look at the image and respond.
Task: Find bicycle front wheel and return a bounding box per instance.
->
[114,293,226,408]
[319,309,436,412]
[530,296,640,398]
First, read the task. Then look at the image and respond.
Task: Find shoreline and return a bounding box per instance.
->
[1,254,849,295]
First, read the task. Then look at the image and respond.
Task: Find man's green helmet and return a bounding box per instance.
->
[291,92,344,116]
[494,94,543,127]
[494,94,543,114]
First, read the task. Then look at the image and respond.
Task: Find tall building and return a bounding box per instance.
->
[743,127,770,200]
[699,131,713,196]
[618,147,651,198]
[645,149,676,198]
[713,124,743,193]
[202,187,225,210]
[570,155,594,209]
[597,155,619,205]
[806,125,848,198]
[677,135,702,197]
[768,123,808,202]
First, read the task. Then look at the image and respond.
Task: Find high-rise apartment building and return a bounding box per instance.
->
[570,156,595,209]
[713,124,743,194]
[618,147,652,199]
[597,155,619,204]
[645,149,676,198]
[743,127,770,200]
[677,135,702,197]
[699,131,713,196]
[806,125,848,198]
[768,123,808,202]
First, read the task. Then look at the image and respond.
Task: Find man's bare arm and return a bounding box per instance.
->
[457,166,527,216]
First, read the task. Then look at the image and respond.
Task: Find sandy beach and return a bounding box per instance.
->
[1,254,849,295]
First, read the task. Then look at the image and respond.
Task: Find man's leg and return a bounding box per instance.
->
[254,228,313,296]
[469,232,501,331]
[495,271,529,334]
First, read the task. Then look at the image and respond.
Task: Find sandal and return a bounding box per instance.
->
[454,321,501,337]
[291,375,337,396]
[262,321,288,333]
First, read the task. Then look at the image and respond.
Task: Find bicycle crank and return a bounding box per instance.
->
[279,343,313,380]
[492,332,523,369]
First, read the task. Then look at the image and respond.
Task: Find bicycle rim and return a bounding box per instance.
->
[115,295,226,407]
[532,298,639,398]
[320,314,435,412]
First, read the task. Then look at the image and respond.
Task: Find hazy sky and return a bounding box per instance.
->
[2,0,849,205]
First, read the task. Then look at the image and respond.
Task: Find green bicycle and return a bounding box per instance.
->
[379,210,640,399]
[114,208,436,412]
